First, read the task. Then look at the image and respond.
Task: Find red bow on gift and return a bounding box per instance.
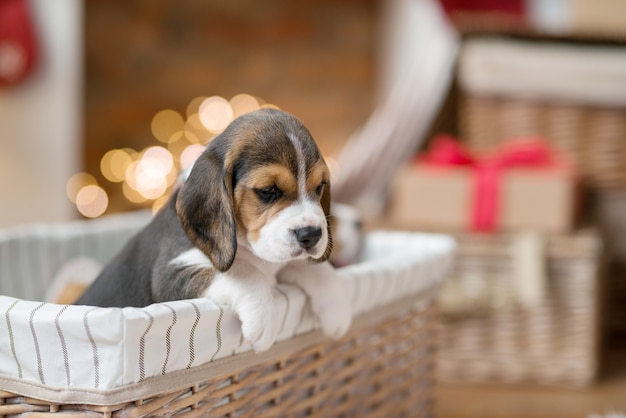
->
[420,135,562,231]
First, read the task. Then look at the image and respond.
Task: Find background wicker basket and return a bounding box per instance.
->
[460,95,626,189]
[437,229,603,387]
[457,37,626,190]
[456,36,626,349]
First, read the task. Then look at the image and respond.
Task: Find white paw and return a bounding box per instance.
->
[318,301,352,339]
[280,263,354,340]
[237,295,280,353]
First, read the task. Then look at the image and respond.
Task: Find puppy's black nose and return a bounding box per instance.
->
[294,226,322,250]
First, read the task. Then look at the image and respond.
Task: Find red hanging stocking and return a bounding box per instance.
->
[0,0,38,87]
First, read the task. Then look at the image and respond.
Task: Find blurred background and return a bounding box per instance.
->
[2,0,626,417]
[0,0,377,225]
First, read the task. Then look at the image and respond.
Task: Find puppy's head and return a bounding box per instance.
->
[176,108,332,271]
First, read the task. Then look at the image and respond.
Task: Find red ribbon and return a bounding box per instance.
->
[0,0,38,87]
[419,134,561,232]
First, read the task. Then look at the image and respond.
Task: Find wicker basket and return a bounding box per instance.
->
[458,38,626,190]
[456,37,626,350]
[460,95,626,189]
[0,213,454,417]
[437,229,603,387]
[0,297,438,417]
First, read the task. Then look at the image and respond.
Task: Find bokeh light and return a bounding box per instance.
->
[70,93,275,218]
[100,149,133,183]
[230,93,259,118]
[184,114,212,144]
[151,109,185,143]
[124,146,175,200]
[122,181,148,204]
[180,144,205,169]
[142,146,174,173]
[199,96,234,132]
[186,96,207,118]
[66,172,97,203]
[167,133,193,158]
[76,185,108,218]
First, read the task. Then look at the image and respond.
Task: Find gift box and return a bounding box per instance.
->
[389,135,579,233]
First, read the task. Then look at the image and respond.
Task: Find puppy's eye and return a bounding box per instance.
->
[315,181,327,196]
[255,186,282,204]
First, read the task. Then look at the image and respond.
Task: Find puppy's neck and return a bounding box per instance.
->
[235,233,287,278]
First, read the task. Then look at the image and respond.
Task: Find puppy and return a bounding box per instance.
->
[328,203,364,268]
[76,108,352,352]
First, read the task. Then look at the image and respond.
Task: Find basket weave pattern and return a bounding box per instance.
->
[437,231,602,387]
[0,300,437,418]
[460,94,626,189]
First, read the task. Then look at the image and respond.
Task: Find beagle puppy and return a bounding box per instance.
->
[76,108,352,352]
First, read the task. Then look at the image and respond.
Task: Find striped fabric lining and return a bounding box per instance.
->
[5,299,21,379]
[29,302,46,385]
[55,305,71,386]
[210,307,224,362]
[134,301,217,380]
[83,307,101,389]
[0,230,455,392]
[161,304,177,376]
[135,303,206,382]
[138,310,154,382]
[185,301,201,369]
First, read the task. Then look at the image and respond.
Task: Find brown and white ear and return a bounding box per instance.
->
[315,180,333,263]
[176,150,237,272]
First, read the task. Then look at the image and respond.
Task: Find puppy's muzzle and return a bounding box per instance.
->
[294,226,322,250]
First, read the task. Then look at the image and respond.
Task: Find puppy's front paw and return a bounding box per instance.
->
[309,281,352,339]
[237,295,279,353]
[317,301,352,339]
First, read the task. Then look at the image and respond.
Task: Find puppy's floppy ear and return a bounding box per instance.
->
[315,179,333,263]
[176,149,237,272]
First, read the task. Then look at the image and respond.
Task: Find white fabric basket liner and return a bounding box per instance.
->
[459,38,626,107]
[0,212,454,396]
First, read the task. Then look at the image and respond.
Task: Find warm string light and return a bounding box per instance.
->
[67,94,277,217]
[76,185,109,218]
